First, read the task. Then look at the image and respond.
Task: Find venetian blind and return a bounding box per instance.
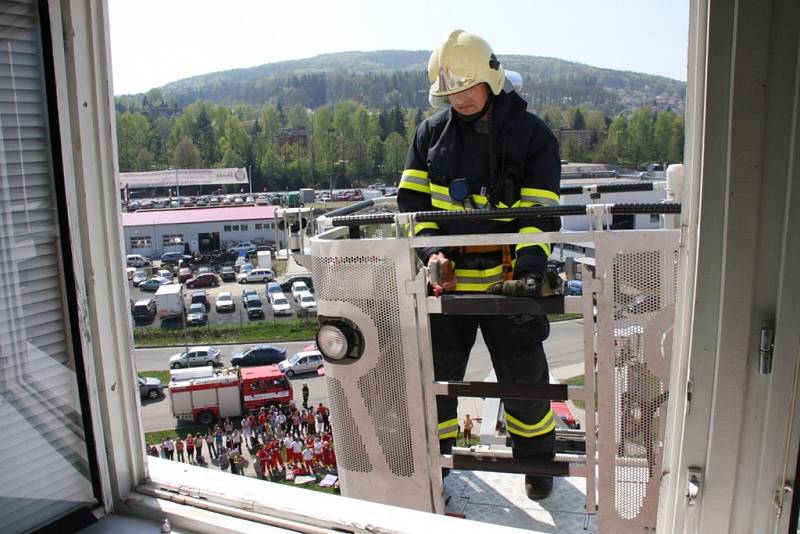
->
[0,1,96,532]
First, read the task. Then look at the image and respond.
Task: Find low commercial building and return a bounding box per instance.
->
[122,206,281,258]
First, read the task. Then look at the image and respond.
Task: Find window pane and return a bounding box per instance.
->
[0,2,96,532]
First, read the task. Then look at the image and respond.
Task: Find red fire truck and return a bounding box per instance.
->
[169,365,293,425]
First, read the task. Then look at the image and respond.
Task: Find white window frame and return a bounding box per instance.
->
[49,0,800,532]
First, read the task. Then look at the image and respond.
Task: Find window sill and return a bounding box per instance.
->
[131,457,521,533]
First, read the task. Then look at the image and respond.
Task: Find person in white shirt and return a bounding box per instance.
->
[163,437,175,460]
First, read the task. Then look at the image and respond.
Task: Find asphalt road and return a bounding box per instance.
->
[137,319,586,432]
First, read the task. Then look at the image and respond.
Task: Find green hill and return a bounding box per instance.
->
[129,50,684,115]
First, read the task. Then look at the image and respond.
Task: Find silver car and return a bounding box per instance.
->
[278,350,323,378]
[169,346,221,369]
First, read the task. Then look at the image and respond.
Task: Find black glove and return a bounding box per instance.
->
[487,271,563,298]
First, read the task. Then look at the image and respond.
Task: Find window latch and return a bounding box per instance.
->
[686,466,702,506]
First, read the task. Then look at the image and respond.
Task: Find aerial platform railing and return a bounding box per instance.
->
[312,199,681,533]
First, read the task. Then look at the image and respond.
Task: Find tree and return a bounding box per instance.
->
[627,107,655,169]
[541,104,563,130]
[219,114,250,168]
[116,111,150,171]
[653,111,675,163]
[194,107,218,166]
[585,110,606,130]
[571,107,586,130]
[383,132,407,182]
[149,116,172,168]
[173,136,202,168]
[286,104,310,129]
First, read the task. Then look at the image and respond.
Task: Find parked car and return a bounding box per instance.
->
[270,295,292,316]
[255,195,269,205]
[185,273,219,288]
[139,278,168,292]
[169,346,221,369]
[157,269,173,280]
[138,376,163,399]
[126,254,150,267]
[237,268,275,284]
[189,290,210,311]
[291,281,310,301]
[215,291,235,312]
[241,288,258,305]
[266,282,283,300]
[280,275,314,293]
[236,261,254,274]
[132,270,148,287]
[220,265,236,282]
[297,291,317,312]
[244,294,264,319]
[131,298,156,321]
[228,241,257,254]
[197,266,211,275]
[278,350,324,377]
[230,344,287,367]
[161,252,189,265]
[186,303,208,326]
[178,266,193,282]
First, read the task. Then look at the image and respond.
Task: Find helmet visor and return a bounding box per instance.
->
[430,66,479,97]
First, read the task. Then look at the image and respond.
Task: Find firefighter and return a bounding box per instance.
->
[397,30,562,500]
[302,382,309,409]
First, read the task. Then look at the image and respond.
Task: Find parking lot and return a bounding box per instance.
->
[129,265,312,328]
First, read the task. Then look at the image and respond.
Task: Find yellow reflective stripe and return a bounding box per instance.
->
[403,169,429,180]
[438,418,459,440]
[454,264,504,278]
[471,194,490,207]
[455,281,498,292]
[430,183,464,210]
[516,227,551,257]
[454,264,505,291]
[520,187,560,206]
[403,221,441,236]
[399,169,431,194]
[413,221,440,234]
[505,409,556,438]
[507,418,556,438]
[510,199,535,208]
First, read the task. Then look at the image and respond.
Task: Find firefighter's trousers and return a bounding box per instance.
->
[431,314,556,459]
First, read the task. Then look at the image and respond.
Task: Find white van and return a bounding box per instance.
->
[155,284,183,320]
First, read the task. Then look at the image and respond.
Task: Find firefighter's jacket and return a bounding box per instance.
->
[398,89,561,292]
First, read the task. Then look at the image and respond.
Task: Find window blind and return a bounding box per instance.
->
[0,1,96,532]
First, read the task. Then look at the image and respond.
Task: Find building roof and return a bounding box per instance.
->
[122,206,278,227]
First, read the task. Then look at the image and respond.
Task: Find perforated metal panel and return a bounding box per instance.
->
[326,376,372,472]
[313,255,414,477]
[594,231,680,532]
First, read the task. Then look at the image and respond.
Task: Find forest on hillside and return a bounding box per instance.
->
[114,50,685,191]
[116,95,684,192]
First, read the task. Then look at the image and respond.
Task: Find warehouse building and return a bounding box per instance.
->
[122,206,282,258]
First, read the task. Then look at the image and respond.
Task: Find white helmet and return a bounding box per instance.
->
[428,30,505,98]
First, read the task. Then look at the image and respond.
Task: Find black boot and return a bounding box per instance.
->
[525,474,553,500]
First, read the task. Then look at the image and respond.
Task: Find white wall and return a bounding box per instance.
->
[123,219,287,257]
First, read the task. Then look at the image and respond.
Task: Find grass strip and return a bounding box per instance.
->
[138,370,170,383]
[134,314,579,348]
[134,319,319,347]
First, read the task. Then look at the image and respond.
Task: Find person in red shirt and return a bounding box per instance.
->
[256,446,269,480]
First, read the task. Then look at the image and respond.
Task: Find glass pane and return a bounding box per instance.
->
[0,1,96,532]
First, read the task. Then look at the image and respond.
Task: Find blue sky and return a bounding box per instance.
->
[109,0,689,95]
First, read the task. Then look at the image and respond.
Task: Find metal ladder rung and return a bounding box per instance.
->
[427,294,565,315]
[432,380,574,401]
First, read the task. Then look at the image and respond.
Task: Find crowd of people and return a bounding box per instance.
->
[148,402,337,483]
